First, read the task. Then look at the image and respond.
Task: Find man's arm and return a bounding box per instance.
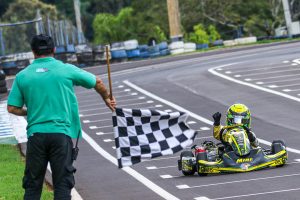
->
[94,78,116,111]
[7,105,27,116]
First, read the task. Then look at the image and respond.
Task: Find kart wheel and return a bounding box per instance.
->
[196,152,208,176]
[272,140,286,154]
[180,151,195,176]
[272,140,286,167]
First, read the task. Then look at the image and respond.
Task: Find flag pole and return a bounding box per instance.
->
[105,45,113,100]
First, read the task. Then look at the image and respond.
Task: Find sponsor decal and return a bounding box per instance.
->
[236,158,253,163]
[36,68,49,73]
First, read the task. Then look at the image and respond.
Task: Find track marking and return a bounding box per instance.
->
[146,165,177,170]
[124,78,300,155]
[208,188,300,200]
[82,131,180,200]
[236,68,300,77]
[178,173,300,189]
[245,73,300,81]
[209,65,300,103]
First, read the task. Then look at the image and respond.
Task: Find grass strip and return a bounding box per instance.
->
[0,144,53,200]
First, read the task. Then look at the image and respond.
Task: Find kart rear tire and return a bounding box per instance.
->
[272,140,286,167]
[196,152,208,176]
[272,140,286,154]
[180,151,195,176]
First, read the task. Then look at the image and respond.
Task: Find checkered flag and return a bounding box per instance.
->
[112,108,197,168]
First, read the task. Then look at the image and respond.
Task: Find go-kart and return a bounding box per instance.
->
[178,124,288,176]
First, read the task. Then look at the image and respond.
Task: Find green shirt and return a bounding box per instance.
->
[8,57,96,138]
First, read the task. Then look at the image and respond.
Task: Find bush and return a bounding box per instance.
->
[188,24,209,44]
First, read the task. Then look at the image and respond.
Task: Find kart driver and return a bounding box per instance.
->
[212,103,259,151]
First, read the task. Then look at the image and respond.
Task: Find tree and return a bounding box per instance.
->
[1,0,58,53]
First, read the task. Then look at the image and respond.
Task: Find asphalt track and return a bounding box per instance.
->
[7,42,300,200]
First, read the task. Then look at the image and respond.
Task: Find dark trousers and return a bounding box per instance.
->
[23,133,76,200]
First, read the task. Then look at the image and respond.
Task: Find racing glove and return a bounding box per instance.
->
[212,112,221,126]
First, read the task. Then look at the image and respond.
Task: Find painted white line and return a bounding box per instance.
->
[160,175,175,179]
[200,127,210,130]
[262,77,300,84]
[164,109,173,112]
[177,185,190,189]
[123,80,213,125]
[125,74,300,155]
[292,58,300,65]
[235,68,300,77]
[89,125,112,130]
[209,66,300,103]
[291,63,298,66]
[268,85,278,88]
[181,173,300,190]
[247,73,300,81]
[255,82,264,85]
[147,165,177,170]
[103,139,113,142]
[187,121,197,124]
[210,188,300,200]
[283,60,289,63]
[142,156,178,162]
[225,71,231,74]
[83,119,111,123]
[82,131,180,200]
[270,82,300,88]
[282,89,292,92]
[79,111,111,117]
[294,159,300,162]
[195,197,211,200]
[118,85,124,88]
[96,132,113,136]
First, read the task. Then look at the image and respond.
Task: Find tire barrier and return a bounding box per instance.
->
[126,49,140,58]
[111,49,127,59]
[169,41,184,55]
[0,69,7,94]
[75,44,94,67]
[138,45,150,58]
[158,42,168,51]
[148,45,160,57]
[196,43,209,50]
[184,42,196,53]
[124,40,139,50]
[212,40,224,46]
[223,40,238,47]
[93,45,111,63]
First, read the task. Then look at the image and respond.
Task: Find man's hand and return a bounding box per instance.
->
[104,96,116,112]
[212,112,221,126]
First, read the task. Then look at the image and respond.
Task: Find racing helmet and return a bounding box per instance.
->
[226,104,251,128]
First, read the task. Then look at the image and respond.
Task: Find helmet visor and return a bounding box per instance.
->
[233,116,243,124]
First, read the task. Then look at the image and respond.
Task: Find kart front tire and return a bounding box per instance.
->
[196,152,208,176]
[180,151,195,176]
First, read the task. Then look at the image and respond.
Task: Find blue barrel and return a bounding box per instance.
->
[160,49,170,56]
[55,46,66,54]
[126,49,140,58]
[2,61,17,69]
[111,50,127,59]
[139,45,149,52]
[139,51,150,58]
[148,45,160,54]
[158,42,168,50]
[66,44,76,53]
[196,44,209,50]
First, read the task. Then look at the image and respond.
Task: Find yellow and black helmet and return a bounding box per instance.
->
[226,104,251,128]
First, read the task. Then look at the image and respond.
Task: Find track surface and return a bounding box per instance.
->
[8,42,300,200]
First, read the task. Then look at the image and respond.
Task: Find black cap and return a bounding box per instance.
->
[31,34,54,54]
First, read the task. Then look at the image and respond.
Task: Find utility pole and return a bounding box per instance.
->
[73,0,84,44]
[167,0,183,42]
[282,0,293,37]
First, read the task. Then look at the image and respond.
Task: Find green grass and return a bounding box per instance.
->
[0,144,53,200]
